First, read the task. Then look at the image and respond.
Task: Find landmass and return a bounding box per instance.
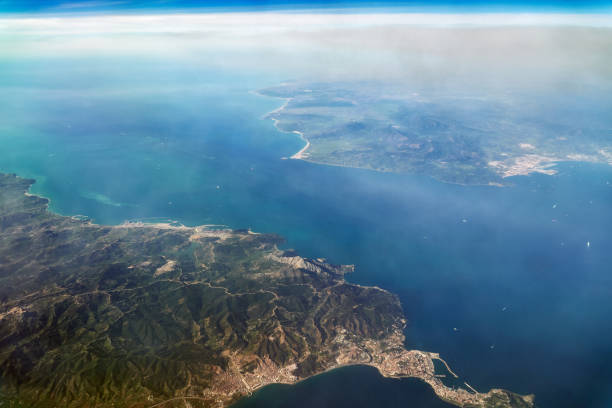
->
[259,82,612,185]
[0,173,533,407]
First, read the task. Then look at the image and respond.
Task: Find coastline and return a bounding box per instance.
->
[289,130,310,160]
[0,172,533,408]
[253,89,510,186]
[253,87,601,188]
[253,90,312,161]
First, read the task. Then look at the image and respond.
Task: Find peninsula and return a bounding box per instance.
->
[259,82,612,185]
[0,173,533,407]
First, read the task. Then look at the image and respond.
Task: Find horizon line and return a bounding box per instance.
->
[1,11,611,30]
[2,1,612,16]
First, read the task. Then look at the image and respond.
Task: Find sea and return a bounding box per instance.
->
[1,57,612,408]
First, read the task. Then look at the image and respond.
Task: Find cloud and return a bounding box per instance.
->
[0,12,611,36]
[0,12,610,86]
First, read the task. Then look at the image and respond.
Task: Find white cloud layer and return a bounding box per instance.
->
[1,12,610,87]
[0,12,611,36]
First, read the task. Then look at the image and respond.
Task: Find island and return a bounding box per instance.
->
[259,82,612,185]
[0,173,533,407]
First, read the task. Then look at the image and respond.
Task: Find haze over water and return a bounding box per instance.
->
[1,14,612,407]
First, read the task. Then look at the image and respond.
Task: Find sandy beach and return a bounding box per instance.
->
[290,130,310,159]
[256,91,312,161]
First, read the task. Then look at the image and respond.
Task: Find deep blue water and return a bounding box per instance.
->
[232,365,454,408]
[1,59,612,407]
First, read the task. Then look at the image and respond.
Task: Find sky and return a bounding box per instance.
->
[0,0,611,14]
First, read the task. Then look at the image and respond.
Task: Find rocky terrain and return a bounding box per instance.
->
[0,173,532,407]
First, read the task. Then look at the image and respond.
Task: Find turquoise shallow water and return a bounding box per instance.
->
[2,58,612,407]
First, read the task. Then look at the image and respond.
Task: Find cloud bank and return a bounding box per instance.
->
[1,13,610,88]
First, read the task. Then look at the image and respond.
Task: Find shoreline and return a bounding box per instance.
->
[229,361,453,407]
[253,89,513,186]
[253,87,595,188]
[254,90,312,161]
[289,130,310,160]
[1,173,533,408]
